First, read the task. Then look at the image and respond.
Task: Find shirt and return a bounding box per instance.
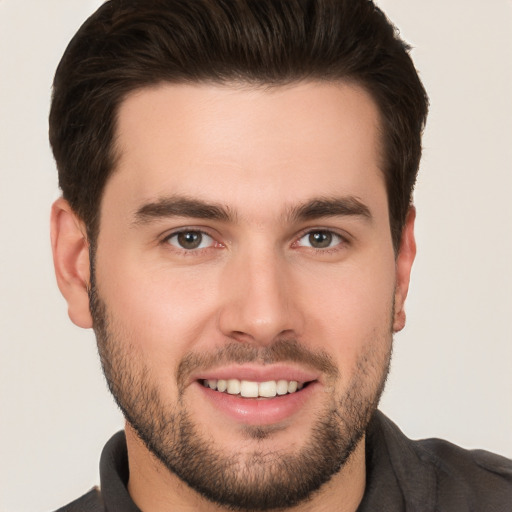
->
[55,410,512,511]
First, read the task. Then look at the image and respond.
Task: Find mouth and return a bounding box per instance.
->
[192,367,321,426]
[200,378,309,398]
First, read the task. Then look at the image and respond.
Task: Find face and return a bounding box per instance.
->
[57,81,415,510]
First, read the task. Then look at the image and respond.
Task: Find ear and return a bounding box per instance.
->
[393,206,417,332]
[50,198,93,329]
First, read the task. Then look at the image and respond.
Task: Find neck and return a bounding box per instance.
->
[125,422,366,512]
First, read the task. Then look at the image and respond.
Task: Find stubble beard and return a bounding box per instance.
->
[89,277,393,511]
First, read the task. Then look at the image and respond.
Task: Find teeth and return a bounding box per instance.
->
[288,381,298,393]
[276,379,289,395]
[259,380,277,398]
[203,378,305,397]
[240,380,259,398]
[227,379,241,395]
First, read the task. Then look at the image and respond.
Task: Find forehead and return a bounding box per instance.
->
[107,81,386,222]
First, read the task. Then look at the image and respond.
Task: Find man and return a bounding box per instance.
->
[48,0,512,511]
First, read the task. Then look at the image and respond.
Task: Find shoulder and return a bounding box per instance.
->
[418,434,512,477]
[415,436,512,507]
[53,487,104,512]
[371,411,512,510]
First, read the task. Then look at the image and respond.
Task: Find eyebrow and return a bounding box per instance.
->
[133,196,233,225]
[132,194,372,226]
[287,196,372,223]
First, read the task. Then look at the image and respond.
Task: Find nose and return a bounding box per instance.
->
[217,247,304,346]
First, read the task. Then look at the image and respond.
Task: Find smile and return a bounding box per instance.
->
[195,369,320,425]
[201,378,306,398]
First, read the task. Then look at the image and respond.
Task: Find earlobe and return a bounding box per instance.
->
[393,207,417,333]
[50,198,93,329]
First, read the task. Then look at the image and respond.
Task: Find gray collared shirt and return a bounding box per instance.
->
[56,411,512,511]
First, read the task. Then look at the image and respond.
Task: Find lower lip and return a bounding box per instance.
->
[195,381,320,425]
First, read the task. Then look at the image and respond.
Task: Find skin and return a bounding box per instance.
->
[51,81,416,512]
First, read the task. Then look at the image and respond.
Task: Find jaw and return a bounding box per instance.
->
[124,408,368,512]
[117,339,389,512]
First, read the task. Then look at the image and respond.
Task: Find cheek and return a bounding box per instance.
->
[296,255,396,369]
[95,251,223,363]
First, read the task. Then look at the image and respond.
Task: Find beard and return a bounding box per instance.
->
[89,275,393,511]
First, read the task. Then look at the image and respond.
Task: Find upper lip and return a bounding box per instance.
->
[188,364,321,386]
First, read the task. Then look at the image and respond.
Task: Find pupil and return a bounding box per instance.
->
[309,231,332,248]
[178,231,202,249]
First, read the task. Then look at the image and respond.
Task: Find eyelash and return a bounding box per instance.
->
[293,229,348,252]
[162,229,221,253]
[161,228,349,254]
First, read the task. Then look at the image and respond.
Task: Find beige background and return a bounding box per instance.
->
[1,0,511,510]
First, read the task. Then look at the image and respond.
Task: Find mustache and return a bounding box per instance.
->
[176,338,339,391]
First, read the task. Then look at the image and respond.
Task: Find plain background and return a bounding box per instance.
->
[1,1,511,510]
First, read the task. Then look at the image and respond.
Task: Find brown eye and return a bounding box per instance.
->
[296,230,343,250]
[308,231,333,248]
[167,231,213,250]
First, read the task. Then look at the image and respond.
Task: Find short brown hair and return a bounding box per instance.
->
[49,0,428,249]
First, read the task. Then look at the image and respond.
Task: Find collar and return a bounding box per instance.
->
[98,411,437,512]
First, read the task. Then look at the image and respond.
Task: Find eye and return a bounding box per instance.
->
[296,230,344,249]
[166,230,215,250]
